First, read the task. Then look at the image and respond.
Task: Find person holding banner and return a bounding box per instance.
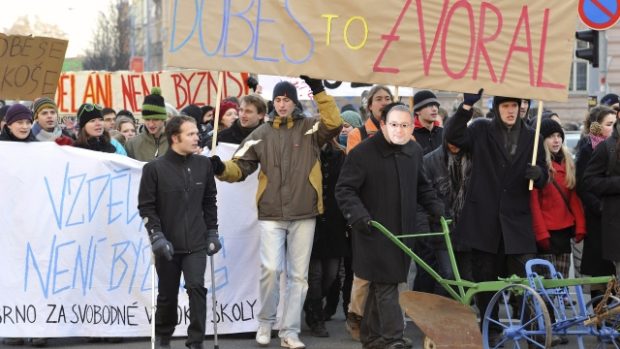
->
[444,90,547,345]
[138,115,221,349]
[210,76,342,349]
[0,104,36,143]
[126,87,169,162]
[335,103,443,349]
[73,103,127,155]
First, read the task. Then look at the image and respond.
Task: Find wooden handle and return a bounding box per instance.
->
[528,100,544,191]
[210,72,226,155]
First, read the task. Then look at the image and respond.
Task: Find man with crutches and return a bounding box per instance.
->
[139,115,222,349]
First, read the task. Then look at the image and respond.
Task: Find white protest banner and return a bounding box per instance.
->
[0,34,68,100]
[0,142,265,337]
[54,70,250,116]
[166,0,577,102]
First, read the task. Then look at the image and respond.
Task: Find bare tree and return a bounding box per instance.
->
[3,15,67,39]
[83,0,132,71]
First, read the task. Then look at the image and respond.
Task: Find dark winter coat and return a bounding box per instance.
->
[413,118,443,155]
[444,105,547,254]
[584,124,620,262]
[208,119,262,147]
[138,149,218,254]
[0,125,36,142]
[335,131,443,283]
[576,136,615,276]
[312,142,350,259]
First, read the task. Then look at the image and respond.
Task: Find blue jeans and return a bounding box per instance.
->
[257,219,316,338]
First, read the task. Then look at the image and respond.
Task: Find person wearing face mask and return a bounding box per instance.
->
[335,103,443,349]
[444,90,547,346]
[339,110,363,147]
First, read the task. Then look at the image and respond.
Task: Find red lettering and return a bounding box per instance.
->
[82,75,95,104]
[500,6,535,86]
[440,0,475,79]
[472,2,502,82]
[417,0,450,75]
[57,75,70,113]
[173,73,189,108]
[191,72,209,106]
[373,0,413,73]
[207,73,218,106]
[120,74,138,112]
[227,72,244,97]
[536,9,565,89]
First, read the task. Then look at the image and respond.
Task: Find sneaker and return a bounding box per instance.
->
[345,312,362,341]
[3,338,24,346]
[281,335,305,349]
[256,323,272,347]
[309,322,329,337]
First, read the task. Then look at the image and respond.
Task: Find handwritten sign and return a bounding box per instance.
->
[0,34,68,100]
[0,143,275,337]
[166,0,578,102]
[55,70,249,115]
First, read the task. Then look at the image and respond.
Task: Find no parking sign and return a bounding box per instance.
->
[579,0,620,30]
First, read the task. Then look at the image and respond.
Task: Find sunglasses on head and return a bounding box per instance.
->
[78,103,103,119]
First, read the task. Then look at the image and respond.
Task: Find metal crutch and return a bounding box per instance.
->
[209,243,220,349]
[151,253,156,349]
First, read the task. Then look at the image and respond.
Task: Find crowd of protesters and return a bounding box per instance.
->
[1,80,620,349]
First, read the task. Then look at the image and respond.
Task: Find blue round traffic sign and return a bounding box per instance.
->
[579,0,620,30]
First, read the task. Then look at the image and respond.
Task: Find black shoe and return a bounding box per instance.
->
[30,338,48,347]
[310,321,329,337]
[384,340,406,349]
[156,336,171,349]
[3,338,24,346]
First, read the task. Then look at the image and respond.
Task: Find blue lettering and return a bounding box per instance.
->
[108,170,130,224]
[87,174,110,222]
[65,173,87,227]
[52,240,76,295]
[281,0,314,64]
[44,163,69,230]
[72,236,95,295]
[253,0,278,62]
[223,0,256,57]
[24,235,56,298]
[169,0,201,52]
[109,241,131,291]
[198,0,227,56]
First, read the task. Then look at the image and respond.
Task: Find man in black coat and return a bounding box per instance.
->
[336,104,443,349]
[444,90,547,344]
[138,116,222,349]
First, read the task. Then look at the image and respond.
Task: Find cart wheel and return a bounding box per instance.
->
[587,295,620,348]
[482,283,552,349]
[423,336,436,349]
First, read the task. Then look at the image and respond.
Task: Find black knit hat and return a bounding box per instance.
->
[77,103,103,129]
[600,93,619,107]
[539,118,564,142]
[142,87,167,120]
[492,96,522,117]
[181,104,202,125]
[413,90,439,112]
[272,81,299,105]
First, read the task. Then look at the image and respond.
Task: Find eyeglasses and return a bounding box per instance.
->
[78,103,103,119]
[387,122,412,129]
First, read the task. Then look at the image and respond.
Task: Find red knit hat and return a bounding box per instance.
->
[219,101,238,119]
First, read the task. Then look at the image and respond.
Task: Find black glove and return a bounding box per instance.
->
[206,229,222,256]
[463,88,484,106]
[351,217,371,236]
[524,164,543,181]
[247,76,259,92]
[300,75,325,95]
[427,204,444,226]
[209,155,225,176]
[150,231,174,261]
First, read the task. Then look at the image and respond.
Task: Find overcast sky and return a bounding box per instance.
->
[1,0,112,57]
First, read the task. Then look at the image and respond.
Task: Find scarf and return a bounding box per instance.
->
[590,133,606,150]
[32,123,62,142]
